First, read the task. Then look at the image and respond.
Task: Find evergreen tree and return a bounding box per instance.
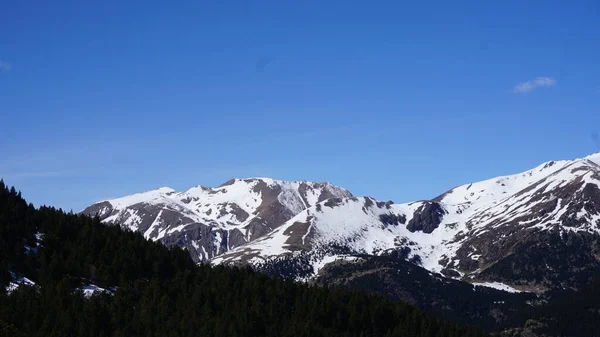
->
[0,181,487,337]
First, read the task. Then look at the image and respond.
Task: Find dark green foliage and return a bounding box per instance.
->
[0,181,486,337]
[253,252,315,279]
[0,319,25,337]
[315,255,535,331]
[479,230,600,290]
[505,273,600,336]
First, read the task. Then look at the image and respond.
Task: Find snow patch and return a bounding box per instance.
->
[77,284,116,297]
[472,282,522,293]
[6,272,36,294]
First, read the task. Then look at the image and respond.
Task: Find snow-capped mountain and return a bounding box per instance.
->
[81,178,352,262]
[213,153,600,292]
[81,153,600,292]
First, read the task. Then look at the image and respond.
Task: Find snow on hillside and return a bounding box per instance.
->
[80,178,353,262]
[213,154,600,289]
[586,152,600,165]
[86,178,351,237]
[105,187,176,209]
[6,272,36,294]
[212,195,459,274]
[80,153,600,290]
[77,284,116,297]
[473,282,521,293]
[435,159,569,212]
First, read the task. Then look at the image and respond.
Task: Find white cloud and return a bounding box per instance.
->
[513,77,556,94]
[0,60,12,72]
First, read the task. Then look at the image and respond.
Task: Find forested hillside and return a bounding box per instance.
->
[500,275,600,337]
[0,181,486,337]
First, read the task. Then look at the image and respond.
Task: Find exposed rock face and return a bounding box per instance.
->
[82,153,600,293]
[82,201,113,219]
[213,153,600,293]
[445,159,600,290]
[379,213,406,226]
[80,178,352,263]
[474,229,600,291]
[406,202,447,234]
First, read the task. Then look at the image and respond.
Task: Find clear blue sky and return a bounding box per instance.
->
[1,1,599,211]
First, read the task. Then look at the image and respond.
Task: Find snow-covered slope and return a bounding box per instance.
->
[213,153,600,292]
[6,271,36,294]
[81,178,352,262]
[81,153,600,291]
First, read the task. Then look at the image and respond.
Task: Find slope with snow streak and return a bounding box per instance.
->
[212,159,571,271]
[81,178,352,262]
[212,196,459,274]
[214,154,600,292]
[77,284,116,298]
[6,271,36,294]
[213,197,406,263]
[448,158,600,286]
[410,155,600,281]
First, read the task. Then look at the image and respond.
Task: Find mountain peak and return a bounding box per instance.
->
[219,177,339,187]
[81,153,600,292]
[81,178,352,262]
[155,186,176,193]
[212,153,600,292]
[584,151,600,165]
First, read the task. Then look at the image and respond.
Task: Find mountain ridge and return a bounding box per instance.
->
[82,153,600,292]
[212,153,600,292]
[1,180,486,337]
[81,177,352,262]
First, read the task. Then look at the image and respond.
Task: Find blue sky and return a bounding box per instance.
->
[1,1,599,211]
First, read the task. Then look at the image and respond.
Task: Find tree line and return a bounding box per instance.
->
[0,180,486,337]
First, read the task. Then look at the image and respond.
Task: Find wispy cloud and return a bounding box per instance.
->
[0,60,12,72]
[513,77,556,94]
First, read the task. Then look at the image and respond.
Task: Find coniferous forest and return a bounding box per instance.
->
[0,181,487,337]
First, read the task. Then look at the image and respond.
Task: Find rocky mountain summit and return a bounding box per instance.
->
[81,178,351,262]
[213,153,600,292]
[83,153,600,292]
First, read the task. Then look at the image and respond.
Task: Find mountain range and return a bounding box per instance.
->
[81,152,600,293]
